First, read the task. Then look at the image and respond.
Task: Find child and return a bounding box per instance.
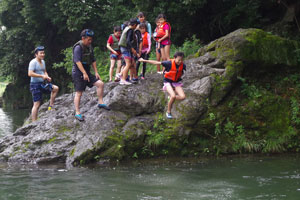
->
[118,18,139,85]
[138,52,186,119]
[136,23,151,79]
[153,17,162,73]
[107,26,122,82]
[137,12,152,37]
[156,14,171,61]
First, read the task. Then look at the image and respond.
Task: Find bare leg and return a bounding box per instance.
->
[156,49,161,72]
[49,85,59,106]
[93,80,104,104]
[174,86,185,100]
[31,101,41,121]
[74,91,83,115]
[121,58,132,81]
[165,44,171,60]
[109,59,116,81]
[165,84,176,113]
[160,46,167,61]
[116,60,122,74]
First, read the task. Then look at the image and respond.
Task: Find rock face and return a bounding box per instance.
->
[0,29,299,166]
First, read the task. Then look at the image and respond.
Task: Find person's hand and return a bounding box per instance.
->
[137,53,141,58]
[95,72,101,81]
[132,49,137,56]
[46,76,52,82]
[113,50,118,55]
[83,73,90,82]
[138,58,145,62]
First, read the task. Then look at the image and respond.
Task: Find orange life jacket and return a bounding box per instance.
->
[164,59,183,82]
[142,32,149,48]
[156,22,171,39]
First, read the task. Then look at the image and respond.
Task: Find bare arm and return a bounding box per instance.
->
[138,58,162,65]
[92,61,101,80]
[106,43,118,55]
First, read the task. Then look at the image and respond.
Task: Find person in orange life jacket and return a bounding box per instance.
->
[28,46,59,121]
[118,18,139,85]
[107,26,122,82]
[156,14,171,62]
[153,17,162,74]
[136,23,151,79]
[137,12,152,37]
[72,29,110,121]
[138,52,186,119]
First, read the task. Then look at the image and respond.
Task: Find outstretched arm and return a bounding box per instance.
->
[138,58,161,65]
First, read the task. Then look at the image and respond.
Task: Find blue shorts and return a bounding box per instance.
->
[110,51,122,60]
[30,82,53,102]
[120,47,133,61]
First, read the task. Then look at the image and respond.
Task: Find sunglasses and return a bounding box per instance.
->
[85,29,94,37]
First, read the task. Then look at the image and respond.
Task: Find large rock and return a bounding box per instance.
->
[0,29,299,166]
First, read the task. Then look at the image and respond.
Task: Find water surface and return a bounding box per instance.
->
[0,155,299,200]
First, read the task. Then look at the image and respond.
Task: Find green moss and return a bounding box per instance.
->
[57,126,72,133]
[47,136,57,144]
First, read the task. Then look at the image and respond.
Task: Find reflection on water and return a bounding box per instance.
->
[0,108,30,136]
[0,155,299,200]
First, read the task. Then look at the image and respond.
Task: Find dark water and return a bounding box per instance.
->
[0,155,299,200]
[0,109,300,199]
[0,107,30,136]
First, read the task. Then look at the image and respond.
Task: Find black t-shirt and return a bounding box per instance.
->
[162,61,186,83]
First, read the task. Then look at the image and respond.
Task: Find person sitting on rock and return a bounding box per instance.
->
[138,52,186,119]
[72,29,110,121]
[28,46,59,122]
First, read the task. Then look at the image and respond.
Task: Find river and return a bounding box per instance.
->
[0,109,300,199]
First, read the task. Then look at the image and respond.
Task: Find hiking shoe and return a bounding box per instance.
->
[166,112,173,119]
[75,114,84,121]
[120,80,132,85]
[98,104,111,111]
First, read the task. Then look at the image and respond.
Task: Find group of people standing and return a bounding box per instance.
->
[28,12,186,122]
[107,12,172,84]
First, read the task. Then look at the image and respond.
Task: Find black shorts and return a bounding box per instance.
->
[72,72,98,91]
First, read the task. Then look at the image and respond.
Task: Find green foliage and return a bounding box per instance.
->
[238,77,262,99]
[0,82,7,97]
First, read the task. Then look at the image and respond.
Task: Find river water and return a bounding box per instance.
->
[0,108,300,200]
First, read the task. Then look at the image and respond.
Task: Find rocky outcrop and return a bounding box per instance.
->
[0,29,299,166]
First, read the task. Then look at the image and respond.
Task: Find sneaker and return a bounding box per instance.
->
[141,76,145,80]
[131,78,138,84]
[120,80,132,85]
[48,106,52,111]
[166,112,173,119]
[157,71,163,74]
[75,114,84,121]
[98,104,111,110]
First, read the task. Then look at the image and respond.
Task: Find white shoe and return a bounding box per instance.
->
[157,71,163,74]
[120,80,132,85]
